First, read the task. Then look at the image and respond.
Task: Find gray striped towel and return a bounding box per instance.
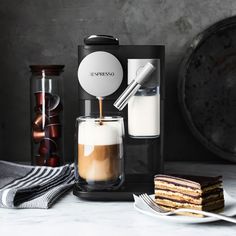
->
[0,161,74,209]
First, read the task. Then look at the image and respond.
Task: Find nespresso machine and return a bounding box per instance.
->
[73,35,165,200]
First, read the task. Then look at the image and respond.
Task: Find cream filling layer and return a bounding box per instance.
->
[155,189,223,204]
[155,198,224,210]
[155,181,222,197]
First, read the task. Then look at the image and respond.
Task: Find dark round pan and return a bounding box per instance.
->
[178,16,236,162]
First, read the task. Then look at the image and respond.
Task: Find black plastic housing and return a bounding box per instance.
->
[75,37,165,200]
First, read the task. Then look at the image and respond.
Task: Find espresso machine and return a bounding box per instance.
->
[73,35,165,200]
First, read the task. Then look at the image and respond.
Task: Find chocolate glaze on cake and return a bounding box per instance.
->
[155,174,222,188]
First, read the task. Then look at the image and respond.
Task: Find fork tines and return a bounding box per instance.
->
[139,194,166,213]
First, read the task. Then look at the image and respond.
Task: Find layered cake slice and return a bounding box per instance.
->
[154,174,224,217]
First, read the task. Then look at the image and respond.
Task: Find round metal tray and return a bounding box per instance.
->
[178,16,236,162]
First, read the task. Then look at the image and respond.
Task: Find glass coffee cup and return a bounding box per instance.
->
[75,116,124,191]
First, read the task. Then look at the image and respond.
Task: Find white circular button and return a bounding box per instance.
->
[78,51,123,97]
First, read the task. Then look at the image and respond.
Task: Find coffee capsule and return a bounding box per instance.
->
[48,103,63,116]
[48,114,60,124]
[46,94,62,115]
[46,155,60,167]
[32,130,45,143]
[46,123,61,139]
[35,155,46,166]
[47,94,63,116]
[34,106,41,113]
[33,113,48,130]
[49,95,60,110]
[34,92,51,107]
[38,138,57,156]
[34,105,50,116]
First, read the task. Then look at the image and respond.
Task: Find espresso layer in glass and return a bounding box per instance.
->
[78,144,121,181]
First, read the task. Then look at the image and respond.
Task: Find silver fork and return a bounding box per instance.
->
[139,193,236,224]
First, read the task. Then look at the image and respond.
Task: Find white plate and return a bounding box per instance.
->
[133,191,236,224]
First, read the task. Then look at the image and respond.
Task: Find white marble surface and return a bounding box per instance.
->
[1,162,236,236]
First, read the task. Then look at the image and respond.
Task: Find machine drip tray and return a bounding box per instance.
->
[73,182,154,201]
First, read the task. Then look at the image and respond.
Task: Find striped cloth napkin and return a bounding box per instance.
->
[0,161,74,209]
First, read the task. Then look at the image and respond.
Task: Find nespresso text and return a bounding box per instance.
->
[90,72,115,77]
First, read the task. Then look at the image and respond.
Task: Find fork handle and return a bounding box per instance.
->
[174,208,236,224]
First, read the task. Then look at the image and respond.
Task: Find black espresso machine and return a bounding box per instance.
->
[73,35,165,200]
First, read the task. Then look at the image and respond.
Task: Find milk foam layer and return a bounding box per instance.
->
[78,121,122,145]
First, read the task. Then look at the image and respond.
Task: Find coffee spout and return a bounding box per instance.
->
[113,62,156,111]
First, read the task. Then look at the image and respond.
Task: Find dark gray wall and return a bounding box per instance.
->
[0,0,235,162]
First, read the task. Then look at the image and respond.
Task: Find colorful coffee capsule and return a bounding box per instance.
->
[47,95,63,116]
[34,91,51,108]
[34,105,49,116]
[32,113,48,130]
[48,114,60,124]
[47,103,63,116]
[32,130,45,143]
[46,155,60,167]
[49,95,60,110]
[46,123,61,139]
[50,102,63,116]
[34,105,41,113]
[35,155,46,166]
[38,138,57,156]
[47,95,62,115]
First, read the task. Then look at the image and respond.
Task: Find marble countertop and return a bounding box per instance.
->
[1,162,236,236]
